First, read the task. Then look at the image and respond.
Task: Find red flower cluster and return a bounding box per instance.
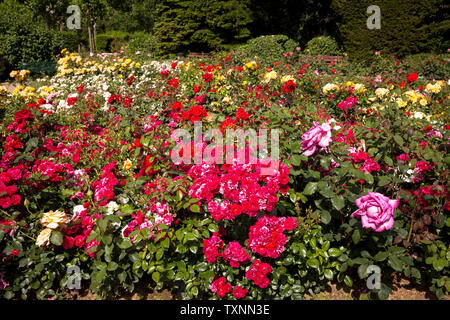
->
[126,75,135,86]
[245,259,272,288]
[247,215,298,258]
[235,107,249,120]
[203,234,224,264]
[181,105,207,123]
[203,72,213,83]
[337,96,357,111]
[210,277,232,298]
[232,286,248,299]
[7,109,34,133]
[282,80,296,93]
[107,94,122,104]
[223,241,250,268]
[67,96,78,106]
[91,162,118,206]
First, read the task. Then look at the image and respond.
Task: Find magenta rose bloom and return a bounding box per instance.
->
[351,192,399,232]
[301,122,332,157]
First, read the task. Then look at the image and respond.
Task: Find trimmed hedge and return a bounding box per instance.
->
[235,35,299,66]
[95,31,131,53]
[305,36,340,56]
[126,32,161,56]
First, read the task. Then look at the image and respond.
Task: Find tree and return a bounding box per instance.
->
[20,0,70,30]
[154,0,253,54]
[81,0,108,52]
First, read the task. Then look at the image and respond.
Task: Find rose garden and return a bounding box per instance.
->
[0,0,449,301]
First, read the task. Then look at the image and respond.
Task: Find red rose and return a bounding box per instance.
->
[14,109,33,122]
[407,73,418,82]
[73,235,86,247]
[10,194,21,205]
[236,107,249,120]
[203,72,213,83]
[62,236,74,250]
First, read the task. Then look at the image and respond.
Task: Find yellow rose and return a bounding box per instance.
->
[123,159,132,170]
[36,228,53,247]
[354,83,367,93]
[396,98,407,108]
[281,75,295,84]
[40,210,69,229]
[419,98,428,106]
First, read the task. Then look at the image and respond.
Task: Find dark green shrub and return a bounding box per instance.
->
[58,31,84,53]
[331,0,447,62]
[95,31,131,53]
[127,32,160,56]
[402,53,450,80]
[305,36,340,56]
[235,35,299,66]
[0,2,63,69]
[0,52,10,80]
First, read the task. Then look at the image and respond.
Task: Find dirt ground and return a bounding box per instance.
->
[64,276,448,300]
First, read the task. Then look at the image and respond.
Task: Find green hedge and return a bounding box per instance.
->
[331,0,448,62]
[126,32,160,56]
[402,53,450,80]
[235,35,299,66]
[305,36,340,56]
[95,31,131,53]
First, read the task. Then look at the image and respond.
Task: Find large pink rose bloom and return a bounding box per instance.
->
[351,192,399,232]
[301,122,332,156]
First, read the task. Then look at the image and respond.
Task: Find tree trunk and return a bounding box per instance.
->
[88,21,96,54]
[93,21,97,53]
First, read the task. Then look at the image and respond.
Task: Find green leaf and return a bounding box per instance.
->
[374,251,389,261]
[378,175,391,186]
[393,134,404,146]
[156,248,164,260]
[190,204,200,213]
[291,154,302,166]
[152,271,160,283]
[298,244,307,258]
[303,182,318,196]
[331,195,345,211]
[344,275,353,287]
[50,230,63,246]
[328,248,341,257]
[208,224,218,233]
[384,156,393,167]
[388,256,403,271]
[306,258,320,269]
[324,269,334,280]
[352,229,360,244]
[118,239,132,249]
[320,210,331,224]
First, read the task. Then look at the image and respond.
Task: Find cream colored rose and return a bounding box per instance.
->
[36,228,53,247]
[40,210,69,229]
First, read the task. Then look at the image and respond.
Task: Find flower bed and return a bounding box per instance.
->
[0,49,448,300]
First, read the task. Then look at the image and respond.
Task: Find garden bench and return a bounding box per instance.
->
[188,52,213,58]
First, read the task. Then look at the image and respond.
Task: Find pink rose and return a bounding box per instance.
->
[351,192,398,232]
[301,122,332,157]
